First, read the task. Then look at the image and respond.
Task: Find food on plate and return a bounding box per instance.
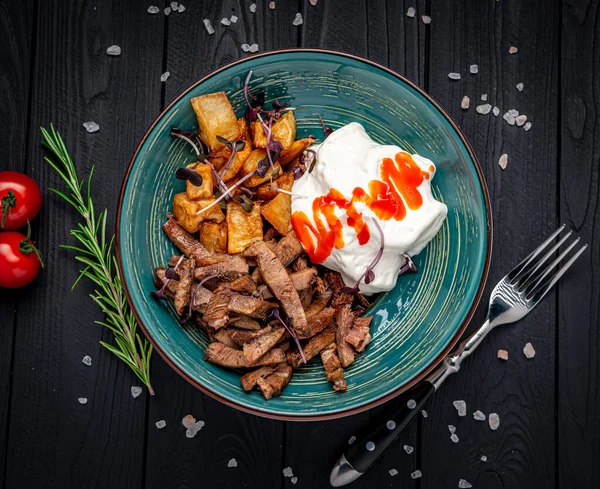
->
[0,227,44,288]
[151,72,446,400]
[0,171,42,230]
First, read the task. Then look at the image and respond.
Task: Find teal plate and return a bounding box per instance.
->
[116,49,492,420]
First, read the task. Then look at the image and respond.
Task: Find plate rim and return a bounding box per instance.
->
[115,48,493,421]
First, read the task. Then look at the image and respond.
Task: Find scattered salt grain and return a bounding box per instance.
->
[448,72,461,80]
[473,410,486,421]
[221,17,231,26]
[498,154,508,170]
[497,348,509,360]
[106,45,121,56]
[230,15,238,23]
[503,113,516,125]
[309,0,318,5]
[250,3,257,13]
[283,467,294,478]
[292,13,303,26]
[508,109,519,117]
[155,420,166,429]
[453,400,467,416]
[481,94,488,101]
[291,477,298,485]
[185,420,205,438]
[241,44,251,52]
[489,413,500,430]
[348,436,356,444]
[164,7,171,15]
[450,433,459,443]
[83,121,100,133]
[170,1,178,9]
[411,470,422,479]
[523,342,536,358]
[131,386,143,398]
[493,106,500,116]
[421,410,428,418]
[524,121,532,131]
[249,44,259,53]
[481,455,488,462]
[406,7,416,18]
[422,15,431,24]
[203,19,214,35]
[461,96,470,110]
[458,479,472,488]
[269,1,276,9]
[160,71,170,82]
[470,64,478,74]
[78,397,88,405]
[407,399,417,409]
[476,104,492,115]
[147,6,159,14]
[448,424,456,434]
[516,82,524,92]
[516,115,527,127]
[227,458,237,468]
[82,355,92,366]
[177,5,185,13]
[403,444,414,454]
[389,468,399,476]
[182,414,196,428]
[509,46,518,54]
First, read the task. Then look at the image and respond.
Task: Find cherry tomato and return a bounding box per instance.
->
[0,230,43,288]
[0,171,42,230]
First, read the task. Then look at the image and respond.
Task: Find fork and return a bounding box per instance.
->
[330,225,587,487]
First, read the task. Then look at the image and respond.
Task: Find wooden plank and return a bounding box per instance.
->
[3,1,164,487]
[558,0,600,486]
[143,2,295,488]
[420,0,559,488]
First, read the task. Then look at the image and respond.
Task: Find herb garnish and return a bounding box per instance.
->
[266,309,307,364]
[152,256,185,300]
[319,115,333,138]
[175,166,203,186]
[1,190,16,228]
[41,125,154,395]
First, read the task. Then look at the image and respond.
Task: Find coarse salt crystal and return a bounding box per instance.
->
[453,400,467,416]
[516,82,524,92]
[230,15,238,23]
[422,15,431,24]
[292,13,303,26]
[389,468,399,476]
[269,1,276,9]
[461,96,470,110]
[309,0,318,5]
[499,154,508,170]
[185,420,205,438]
[448,72,461,80]
[160,71,170,82]
[473,410,486,421]
[241,44,251,52]
[221,17,231,26]
[498,349,509,360]
[516,115,527,126]
[291,477,298,485]
[509,46,518,54]
[476,104,492,115]
[131,386,143,398]
[523,342,536,358]
[148,6,159,14]
[348,436,356,444]
[182,414,196,428]
[470,64,478,74]
[448,424,456,434]
[155,420,166,429]
[283,467,294,477]
[481,94,487,101]
[489,413,500,430]
[411,470,422,479]
[503,113,516,125]
[249,43,259,53]
[403,444,414,454]
[78,397,88,405]
[451,433,459,443]
[170,1,178,9]
[106,45,121,56]
[458,479,472,488]
[164,7,171,15]
[406,7,416,17]
[178,5,185,13]
[421,410,428,418]
[493,106,500,116]
[203,19,214,35]
[83,121,100,133]
[250,3,257,13]
[82,355,92,366]
[524,121,532,131]
[508,109,519,117]
[481,455,488,462]
[227,458,237,468]
[407,399,416,409]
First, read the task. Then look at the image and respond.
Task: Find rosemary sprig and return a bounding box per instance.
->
[41,125,154,395]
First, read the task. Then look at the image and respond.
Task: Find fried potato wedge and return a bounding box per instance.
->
[255,172,294,201]
[199,221,228,254]
[241,149,282,187]
[251,111,297,150]
[260,174,292,235]
[279,137,315,167]
[172,193,225,233]
[185,163,214,200]
[226,200,263,254]
[191,92,240,152]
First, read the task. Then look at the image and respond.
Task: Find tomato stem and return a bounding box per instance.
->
[1,190,16,228]
[19,222,44,268]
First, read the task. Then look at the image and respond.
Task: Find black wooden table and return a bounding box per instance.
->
[1,1,599,488]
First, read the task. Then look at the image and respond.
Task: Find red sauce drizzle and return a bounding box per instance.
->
[291,151,430,264]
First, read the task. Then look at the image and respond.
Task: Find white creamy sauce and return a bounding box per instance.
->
[291,122,447,294]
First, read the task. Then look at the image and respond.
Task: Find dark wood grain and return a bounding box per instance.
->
[558,0,600,486]
[3,1,164,488]
[420,1,560,488]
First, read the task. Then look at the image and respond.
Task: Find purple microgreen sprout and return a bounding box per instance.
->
[151,256,185,300]
[300,149,318,173]
[217,136,246,178]
[239,186,255,197]
[243,70,265,121]
[319,116,334,138]
[195,170,259,215]
[291,165,305,180]
[165,268,181,280]
[170,128,207,160]
[175,166,204,186]
[180,274,219,323]
[266,309,307,364]
[232,194,255,213]
[268,185,307,199]
[340,218,385,295]
[399,253,418,275]
[252,284,269,298]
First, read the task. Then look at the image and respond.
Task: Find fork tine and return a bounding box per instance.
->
[508,224,566,282]
[515,230,573,287]
[526,244,588,302]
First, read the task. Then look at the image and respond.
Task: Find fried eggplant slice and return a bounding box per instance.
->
[228,293,275,320]
[345,316,373,352]
[230,275,257,294]
[228,315,261,330]
[241,366,276,391]
[305,289,333,317]
[243,327,286,365]
[256,363,293,400]
[262,268,317,299]
[229,326,273,347]
[288,327,336,368]
[173,257,195,316]
[214,329,240,349]
[203,284,233,330]
[193,256,249,283]
[336,305,355,368]
[163,217,213,262]
[320,343,347,392]
[250,230,303,283]
[204,343,285,368]
[297,307,336,340]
